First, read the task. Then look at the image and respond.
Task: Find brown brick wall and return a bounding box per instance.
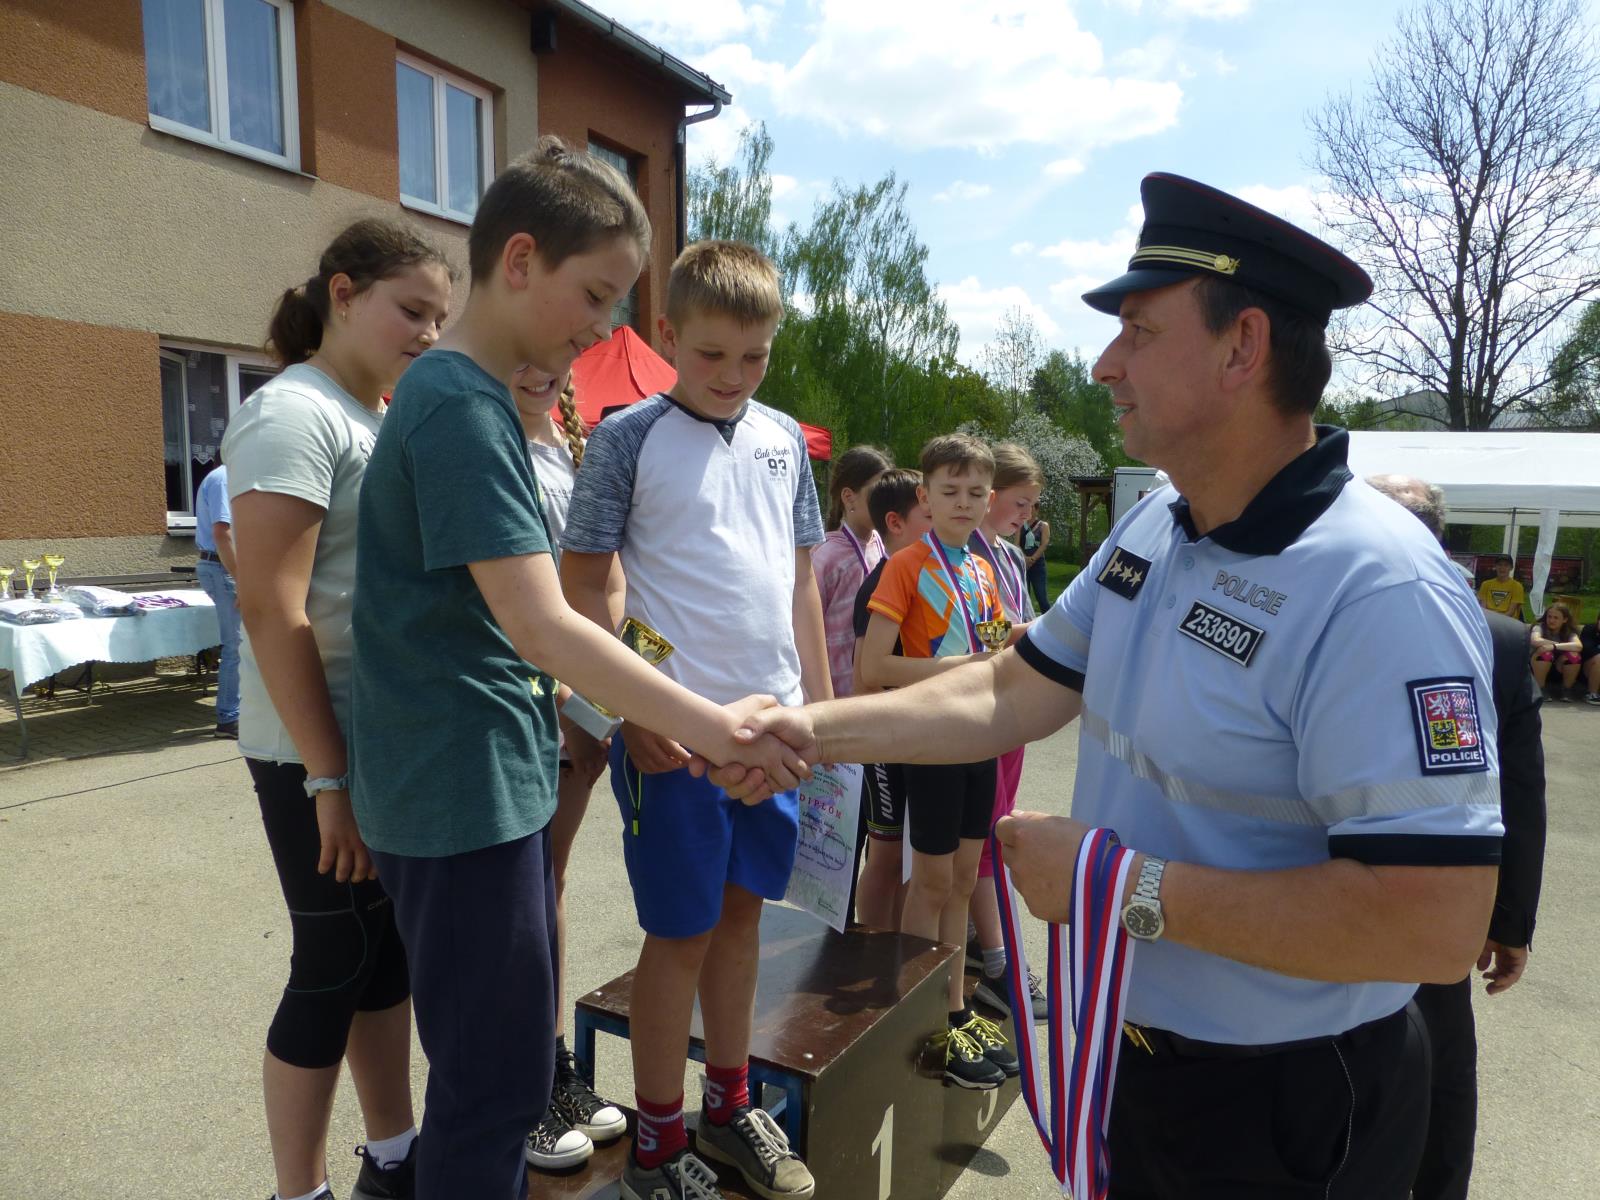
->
[0,0,148,125]
[537,21,689,347]
[0,314,165,539]
[297,1,401,202]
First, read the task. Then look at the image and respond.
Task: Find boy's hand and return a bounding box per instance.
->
[688,696,814,803]
[620,722,691,774]
[565,724,611,787]
[315,789,375,884]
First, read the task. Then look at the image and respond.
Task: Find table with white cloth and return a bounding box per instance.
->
[0,592,219,758]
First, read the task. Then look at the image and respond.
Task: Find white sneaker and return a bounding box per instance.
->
[525,1106,594,1170]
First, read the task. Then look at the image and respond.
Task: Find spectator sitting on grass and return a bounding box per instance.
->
[1530,602,1583,700]
[1478,555,1526,621]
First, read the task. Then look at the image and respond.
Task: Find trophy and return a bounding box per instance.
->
[42,554,65,601]
[561,616,677,739]
[21,558,40,600]
[0,567,13,601]
[976,617,1012,653]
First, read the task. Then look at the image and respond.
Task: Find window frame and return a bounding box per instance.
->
[160,342,274,532]
[143,0,301,172]
[586,139,643,332]
[396,50,495,226]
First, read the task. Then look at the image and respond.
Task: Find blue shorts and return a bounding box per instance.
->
[610,739,800,938]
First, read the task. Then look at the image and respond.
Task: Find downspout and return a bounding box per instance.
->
[676,100,723,254]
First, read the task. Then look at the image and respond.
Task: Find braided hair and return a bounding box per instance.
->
[555,376,586,467]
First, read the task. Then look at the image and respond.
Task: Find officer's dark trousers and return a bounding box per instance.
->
[1411,978,1477,1200]
[1108,1003,1430,1198]
[373,827,557,1200]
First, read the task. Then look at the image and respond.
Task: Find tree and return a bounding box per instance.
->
[1540,300,1600,428]
[959,408,1103,557]
[981,307,1045,423]
[1309,0,1600,430]
[1029,350,1127,467]
[686,122,777,253]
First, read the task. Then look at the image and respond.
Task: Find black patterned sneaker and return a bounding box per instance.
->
[960,1012,1020,1077]
[695,1105,815,1200]
[972,962,1048,1023]
[552,1044,627,1142]
[939,1022,1006,1090]
[351,1139,413,1200]
[525,1106,593,1171]
[621,1147,724,1200]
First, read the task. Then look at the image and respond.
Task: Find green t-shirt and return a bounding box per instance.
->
[351,350,559,857]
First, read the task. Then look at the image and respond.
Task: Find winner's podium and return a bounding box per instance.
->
[564,904,1018,1200]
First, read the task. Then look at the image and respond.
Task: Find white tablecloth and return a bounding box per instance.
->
[0,592,220,692]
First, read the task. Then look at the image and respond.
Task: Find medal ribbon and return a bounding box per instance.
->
[840,524,873,575]
[992,827,1138,1199]
[974,529,1024,616]
[923,532,982,653]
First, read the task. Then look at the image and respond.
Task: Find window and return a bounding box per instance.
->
[397,53,493,224]
[587,140,642,331]
[141,0,299,171]
[160,345,273,529]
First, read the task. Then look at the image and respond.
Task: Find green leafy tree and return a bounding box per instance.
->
[686,122,777,254]
[981,307,1045,424]
[1541,301,1600,429]
[1029,350,1127,467]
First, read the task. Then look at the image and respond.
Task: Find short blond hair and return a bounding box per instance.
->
[990,442,1044,490]
[666,240,783,327]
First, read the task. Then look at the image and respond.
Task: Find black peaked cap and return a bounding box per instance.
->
[1082,173,1372,325]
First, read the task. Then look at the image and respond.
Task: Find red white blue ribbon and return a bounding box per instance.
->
[972,529,1024,618]
[993,827,1138,1198]
[923,532,982,653]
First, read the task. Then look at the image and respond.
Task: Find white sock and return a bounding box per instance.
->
[364,1125,418,1169]
[982,946,1007,979]
[276,1184,331,1200]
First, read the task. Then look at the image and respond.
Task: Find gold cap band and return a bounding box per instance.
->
[1130,244,1241,275]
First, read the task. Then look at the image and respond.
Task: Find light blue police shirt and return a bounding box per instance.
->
[1017,428,1503,1044]
[194,466,231,555]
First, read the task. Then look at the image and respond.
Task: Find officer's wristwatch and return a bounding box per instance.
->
[1120,855,1167,941]
[302,773,349,798]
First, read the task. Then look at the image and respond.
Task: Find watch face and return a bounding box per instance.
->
[1123,903,1162,939]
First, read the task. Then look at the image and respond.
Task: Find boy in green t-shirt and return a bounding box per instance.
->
[350,139,807,1200]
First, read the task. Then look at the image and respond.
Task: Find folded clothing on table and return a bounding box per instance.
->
[0,599,84,625]
[66,585,142,616]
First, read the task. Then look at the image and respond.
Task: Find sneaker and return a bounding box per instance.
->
[938,1023,1005,1090]
[959,1012,1019,1077]
[621,1148,724,1200]
[214,720,239,739]
[695,1105,815,1200]
[972,962,1048,1023]
[265,1190,332,1200]
[552,1045,627,1142]
[351,1140,414,1200]
[1584,692,1600,705]
[525,1107,593,1171]
[965,934,984,972]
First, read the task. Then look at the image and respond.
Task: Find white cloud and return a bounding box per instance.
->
[1233,182,1329,232]
[683,105,754,169]
[939,276,1060,364]
[1108,0,1252,15]
[1011,241,1036,256]
[587,0,778,48]
[1044,157,1086,179]
[704,0,1183,154]
[770,173,799,199]
[933,180,994,203]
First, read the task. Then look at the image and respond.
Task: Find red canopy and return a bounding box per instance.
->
[567,326,833,460]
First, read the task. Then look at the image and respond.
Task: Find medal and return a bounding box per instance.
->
[974,529,1024,617]
[923,532,982,653]
[993,827,1138,1199]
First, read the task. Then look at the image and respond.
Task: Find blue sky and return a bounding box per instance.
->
[592,0,1451,363]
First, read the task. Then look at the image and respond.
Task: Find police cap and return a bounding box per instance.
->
[1082,173,1372,325]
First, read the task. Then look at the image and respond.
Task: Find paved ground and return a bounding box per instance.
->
[1,673,1597,1198]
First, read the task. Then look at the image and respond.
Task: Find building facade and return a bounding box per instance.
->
[0,0,727,574]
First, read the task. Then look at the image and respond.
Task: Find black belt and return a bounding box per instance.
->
[1123,1004,1408,1060]
[198,549,221,563]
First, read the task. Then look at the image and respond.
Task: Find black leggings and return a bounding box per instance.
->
[249,758,410,1069]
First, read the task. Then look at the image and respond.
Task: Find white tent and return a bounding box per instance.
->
[1345,431,1600,612]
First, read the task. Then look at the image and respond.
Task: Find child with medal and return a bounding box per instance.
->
[858,433,1015,1089]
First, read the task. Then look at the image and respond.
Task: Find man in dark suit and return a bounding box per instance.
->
[1368,474,1547,1200]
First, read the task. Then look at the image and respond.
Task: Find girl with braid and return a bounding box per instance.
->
[510,365,630,1171]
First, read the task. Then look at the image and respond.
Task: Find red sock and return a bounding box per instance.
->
[634,1092,687,1170]
[704,1061,749,1125]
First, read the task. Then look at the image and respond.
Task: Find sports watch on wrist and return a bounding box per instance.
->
[302,774,349,798]
[1120,855,1167,941]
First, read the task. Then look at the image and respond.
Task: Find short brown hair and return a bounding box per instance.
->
[467,135,650,283]
[666,240,783,327]
[1193,275,1333,415]
[919,433,995,482]
[867,468,923,536]
[990,442,1044,490]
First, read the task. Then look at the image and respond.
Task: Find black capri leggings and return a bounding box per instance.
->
[249,758,410,1069]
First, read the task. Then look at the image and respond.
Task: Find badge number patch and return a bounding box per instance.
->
[1177,600,1264,667]
[1096,546,1153,600]
[1407,678,1487,775]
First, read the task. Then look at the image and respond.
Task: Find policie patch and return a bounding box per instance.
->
[1096,546,1153,600]
[1407,678,1488,775]
[1177,600,1264,667]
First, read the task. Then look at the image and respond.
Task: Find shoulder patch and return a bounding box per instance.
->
[1407,678,1488,775]
[1095,546,1152,600]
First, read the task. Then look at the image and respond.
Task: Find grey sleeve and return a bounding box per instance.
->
[560,410,645,554]
[779,411,824,548]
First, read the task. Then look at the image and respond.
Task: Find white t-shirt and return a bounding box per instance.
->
[526,437,577,564]
[221,363,383,763]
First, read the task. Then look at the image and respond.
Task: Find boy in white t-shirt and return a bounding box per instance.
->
[561,241,830,1200]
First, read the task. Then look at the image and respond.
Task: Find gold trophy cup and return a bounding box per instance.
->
[21,558,40,600]
[976,617,1012,653]
[42,554,65,601]
[561,616,677,739]
[0,567,14,601]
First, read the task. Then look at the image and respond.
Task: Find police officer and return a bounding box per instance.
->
[715,174,1504,1197]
